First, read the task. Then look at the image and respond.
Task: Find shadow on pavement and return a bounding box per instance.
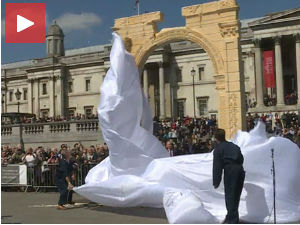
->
[85,203,166,219]
[2,215,22,224]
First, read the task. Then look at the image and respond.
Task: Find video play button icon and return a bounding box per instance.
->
[17,15,34,32]
[5,3,45,43]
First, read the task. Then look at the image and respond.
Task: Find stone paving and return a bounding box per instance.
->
[1,192,167,224]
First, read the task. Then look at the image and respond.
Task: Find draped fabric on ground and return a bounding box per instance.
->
[74,33,300,223]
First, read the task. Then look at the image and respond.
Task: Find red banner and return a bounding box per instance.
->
[263,50,275,88]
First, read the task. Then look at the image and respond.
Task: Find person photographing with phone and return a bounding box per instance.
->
[55,148,75,210]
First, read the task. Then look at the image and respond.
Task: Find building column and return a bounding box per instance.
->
[49,76,55,117]
[170,65,176,119]
[56,74,65,117]
[33,79,40,118]
[27,79,33,114]
[143,67,149,99]
[274,36,285,106]
[2,69,7,113]
[158,62,166,119]
[295,34,300,106]
[1,88,7,113]
[253,39,264,108]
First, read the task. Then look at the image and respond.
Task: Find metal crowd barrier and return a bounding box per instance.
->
[2,163,98,191]
[30,163,98,189]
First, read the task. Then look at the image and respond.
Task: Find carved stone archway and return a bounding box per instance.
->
[113,0,246,138]
[135,27,224,76]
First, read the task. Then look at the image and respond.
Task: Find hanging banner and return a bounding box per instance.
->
[263,50,275,88]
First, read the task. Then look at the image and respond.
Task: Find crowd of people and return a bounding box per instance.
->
[263,94,277,106]
[246,93,298,108]
[263,93,298,106]
[1,111,299,186]
[285,92,298,105]
[2,112,299,166]
[1,142,109,167]
[154,116,218,156]
[1,111,300,191]
[246,112,300,147]
[1,116,219,167]
[1,113,98,125]
[246,98,257,109]
[1,116,218,167]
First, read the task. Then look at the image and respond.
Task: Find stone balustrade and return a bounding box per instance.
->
[76,121,98,131]
[24,124,44,134]
[1,126,12,136]
[49,122,70,133]
[1,119,103,149]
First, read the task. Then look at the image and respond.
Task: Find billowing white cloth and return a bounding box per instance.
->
[163,189,218,224]
[74,33,300,223]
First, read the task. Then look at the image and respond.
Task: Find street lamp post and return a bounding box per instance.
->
[1,97,4,114]
[14,89,24,151]
[191,68,196,119]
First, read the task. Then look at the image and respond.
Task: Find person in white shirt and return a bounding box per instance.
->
[22,147,37,186]
[22,147,36,167]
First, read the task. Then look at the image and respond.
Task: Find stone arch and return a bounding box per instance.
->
[113,0,246,138]
[135,27,224,76]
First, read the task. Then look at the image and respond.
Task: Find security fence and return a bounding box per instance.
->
[1,163,98,191]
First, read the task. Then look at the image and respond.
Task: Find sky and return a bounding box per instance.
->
[1,0,300,64]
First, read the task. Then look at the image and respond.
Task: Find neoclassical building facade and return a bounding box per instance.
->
[2,8,300,121]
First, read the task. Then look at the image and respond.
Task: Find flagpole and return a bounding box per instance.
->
[138,1,140,15]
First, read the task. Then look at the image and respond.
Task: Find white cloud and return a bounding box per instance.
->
[55,12,101,33]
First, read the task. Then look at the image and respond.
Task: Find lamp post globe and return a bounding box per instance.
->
[191,68,196,77]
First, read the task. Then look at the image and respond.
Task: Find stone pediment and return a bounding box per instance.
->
[249,8,300,28]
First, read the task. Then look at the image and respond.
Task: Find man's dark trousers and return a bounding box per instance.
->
[57,183,73,205]
[56,157,74,206]
[224,164,245,223]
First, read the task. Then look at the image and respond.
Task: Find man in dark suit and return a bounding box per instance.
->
[166,141,177,157]
[55,149,74,210]
[213,129,245,224]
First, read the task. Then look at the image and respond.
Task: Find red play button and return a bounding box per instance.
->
[5,3,45,43]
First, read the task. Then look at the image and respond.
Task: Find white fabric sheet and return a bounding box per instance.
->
[74,33,300,223]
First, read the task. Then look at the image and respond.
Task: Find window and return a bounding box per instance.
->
[9,91,13,102]
[42,83,47,95]
[84,106,93,118]
[198,97,208,116]
[85,79,91,92]
[198,66,205,80]
[176,99,185,118]
[68,81,73,93]
[68,108,76,118]
[23,88,28,100]
[176,67,182,82]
